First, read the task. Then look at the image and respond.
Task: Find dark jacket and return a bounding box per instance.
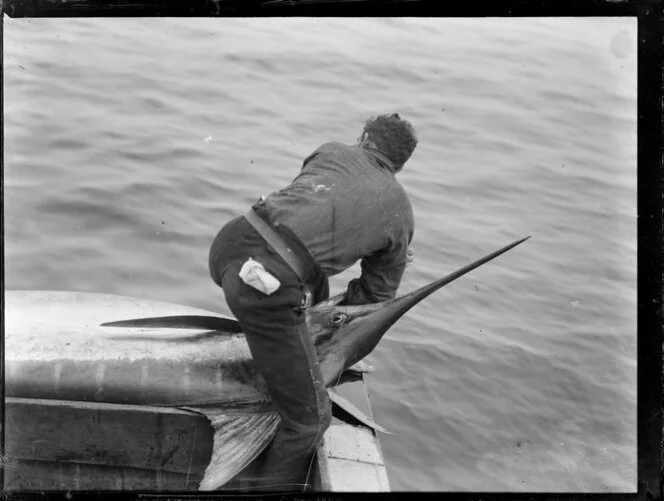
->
[261,141,414,304]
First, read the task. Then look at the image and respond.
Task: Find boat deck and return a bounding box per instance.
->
[314,371,390,491]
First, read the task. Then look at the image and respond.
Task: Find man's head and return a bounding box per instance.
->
[359,113,418,172]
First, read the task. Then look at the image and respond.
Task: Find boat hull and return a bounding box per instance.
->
[4,397,213,490]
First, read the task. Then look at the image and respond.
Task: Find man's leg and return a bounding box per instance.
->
[221,259,331,492]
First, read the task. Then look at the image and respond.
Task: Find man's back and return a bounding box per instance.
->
[263,141,414,302]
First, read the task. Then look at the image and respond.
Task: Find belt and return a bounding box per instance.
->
[243,208,308,283]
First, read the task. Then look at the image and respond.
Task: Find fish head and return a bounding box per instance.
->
[306,236,531,387]
[306,292,409,386]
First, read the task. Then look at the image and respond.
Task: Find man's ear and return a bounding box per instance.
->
[358,131,370,147]
[361,135,379,151]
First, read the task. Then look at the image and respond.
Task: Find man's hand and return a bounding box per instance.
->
[406,245,415,267]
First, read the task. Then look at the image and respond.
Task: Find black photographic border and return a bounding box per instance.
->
[1,1,661,499]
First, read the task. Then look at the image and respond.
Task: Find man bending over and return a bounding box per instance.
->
[209,113,417,491]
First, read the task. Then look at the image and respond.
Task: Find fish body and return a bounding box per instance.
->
[6,290,269,408]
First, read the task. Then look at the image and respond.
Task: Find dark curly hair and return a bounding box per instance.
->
[362,113,418,169]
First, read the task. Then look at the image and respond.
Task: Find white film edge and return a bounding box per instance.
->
[238,257,281,295]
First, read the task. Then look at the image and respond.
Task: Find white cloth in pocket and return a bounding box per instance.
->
[238,258,281,295]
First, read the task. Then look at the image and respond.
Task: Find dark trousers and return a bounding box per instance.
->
[209,212,331,491]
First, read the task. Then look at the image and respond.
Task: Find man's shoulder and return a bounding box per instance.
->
[315,141,357,155]
[304,142,366,169]
[387,179,414,228]
[396,183,414,219]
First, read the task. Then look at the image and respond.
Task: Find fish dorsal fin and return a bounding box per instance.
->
[181,406,281,490]
[101,315,243,333]
[328,389,392,435]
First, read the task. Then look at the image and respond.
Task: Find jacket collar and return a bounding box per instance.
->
[362,146,397,174]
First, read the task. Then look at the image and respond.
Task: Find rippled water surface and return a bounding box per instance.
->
[4,17,637,492]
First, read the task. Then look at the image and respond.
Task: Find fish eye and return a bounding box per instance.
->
[328,313,347,325]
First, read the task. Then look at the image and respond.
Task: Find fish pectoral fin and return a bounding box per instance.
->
[328,389,392,435]
[345,360,376,374]
[181,406,281,490]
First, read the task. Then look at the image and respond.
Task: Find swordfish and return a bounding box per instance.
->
[5,236,529,490]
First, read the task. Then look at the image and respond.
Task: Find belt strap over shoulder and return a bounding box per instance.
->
[243,208,308,283]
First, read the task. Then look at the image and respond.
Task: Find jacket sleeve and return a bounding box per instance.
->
[345,222,414,305]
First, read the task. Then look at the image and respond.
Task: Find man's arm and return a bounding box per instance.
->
[345,234,412,305]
